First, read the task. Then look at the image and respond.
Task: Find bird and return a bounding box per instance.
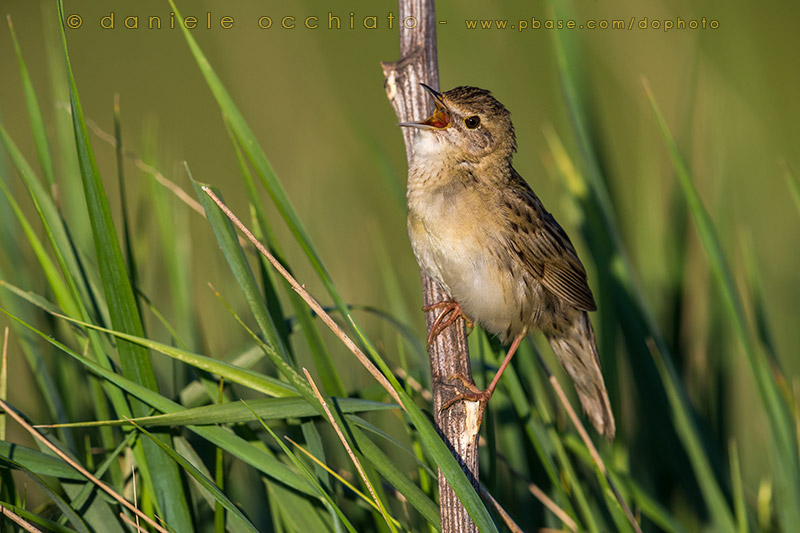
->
[400,84,615,438]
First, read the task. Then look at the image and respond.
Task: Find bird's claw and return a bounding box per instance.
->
[438,373,491,413]
[422,300,472,347]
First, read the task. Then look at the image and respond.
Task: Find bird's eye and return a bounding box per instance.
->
[464,116,481,129]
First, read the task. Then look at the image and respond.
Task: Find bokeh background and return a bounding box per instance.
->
[1,0,799,530]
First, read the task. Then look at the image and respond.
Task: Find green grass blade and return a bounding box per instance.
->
[0,125,82,318]
[489,338,582,524]
[0,280,299,398]
[785,163,800,216]
[740,232,780,364]
[347,416,435,474]
[6,15,56,188]
[0,122,126,481]
[0,501,81,533]
[644,79,800,528]
[565,436,688,533]
[168,437,253,533]
[129,420,259,532]
[64,311,296,397]
[214,384,227,533]
[0,307,317,496]
[370,230,425,359]
[650,344,736,531]
[351,424,441,529]
[55,0,191,526]
[0,440,83,481]
[392,386,498,530]
[56,0,158,405]
[68,430,139,513]
[729,441,749,533]
[0,180,71,319]
[268,482,337,533]
[0,432,127,533]
[0,455,90,533]
[251,406,360,533]
[189,175,291,364]
[223,116,346,397]
[142,117,199,351]
[178,344,267,407]
[112,95,142,321]
[0,182,73,433]
[222,119,293,353]
[50,397,395,428]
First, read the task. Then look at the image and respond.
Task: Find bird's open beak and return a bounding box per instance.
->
[398,84,451,130]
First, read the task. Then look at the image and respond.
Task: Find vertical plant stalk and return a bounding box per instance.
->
[382,2,480,532]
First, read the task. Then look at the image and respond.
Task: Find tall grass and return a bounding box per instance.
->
[0,1,797,532]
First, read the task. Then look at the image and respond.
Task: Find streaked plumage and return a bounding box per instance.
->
[403,85,615,438]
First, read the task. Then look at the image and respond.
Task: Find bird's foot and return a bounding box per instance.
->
[439,373,493,413]
[437,334,525,419]
[422,300,472,347]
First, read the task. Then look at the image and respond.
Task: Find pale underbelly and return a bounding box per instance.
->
[410,213,543,342]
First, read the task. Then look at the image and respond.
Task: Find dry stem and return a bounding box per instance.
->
[381,1,482,531]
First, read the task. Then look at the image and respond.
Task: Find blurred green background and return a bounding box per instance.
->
[1,0,799,530]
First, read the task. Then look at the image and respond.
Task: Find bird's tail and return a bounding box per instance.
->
[547,311,615,439]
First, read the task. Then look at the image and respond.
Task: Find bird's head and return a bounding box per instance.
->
[400,84,516,163]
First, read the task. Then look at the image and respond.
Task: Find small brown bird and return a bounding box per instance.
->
[401,84,615,438]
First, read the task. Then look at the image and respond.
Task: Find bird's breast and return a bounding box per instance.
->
[407,178,532,341]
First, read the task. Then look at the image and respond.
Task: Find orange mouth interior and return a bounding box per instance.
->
[423,105,450,128]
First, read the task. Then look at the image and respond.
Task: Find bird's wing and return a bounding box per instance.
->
[503,175,597,312]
